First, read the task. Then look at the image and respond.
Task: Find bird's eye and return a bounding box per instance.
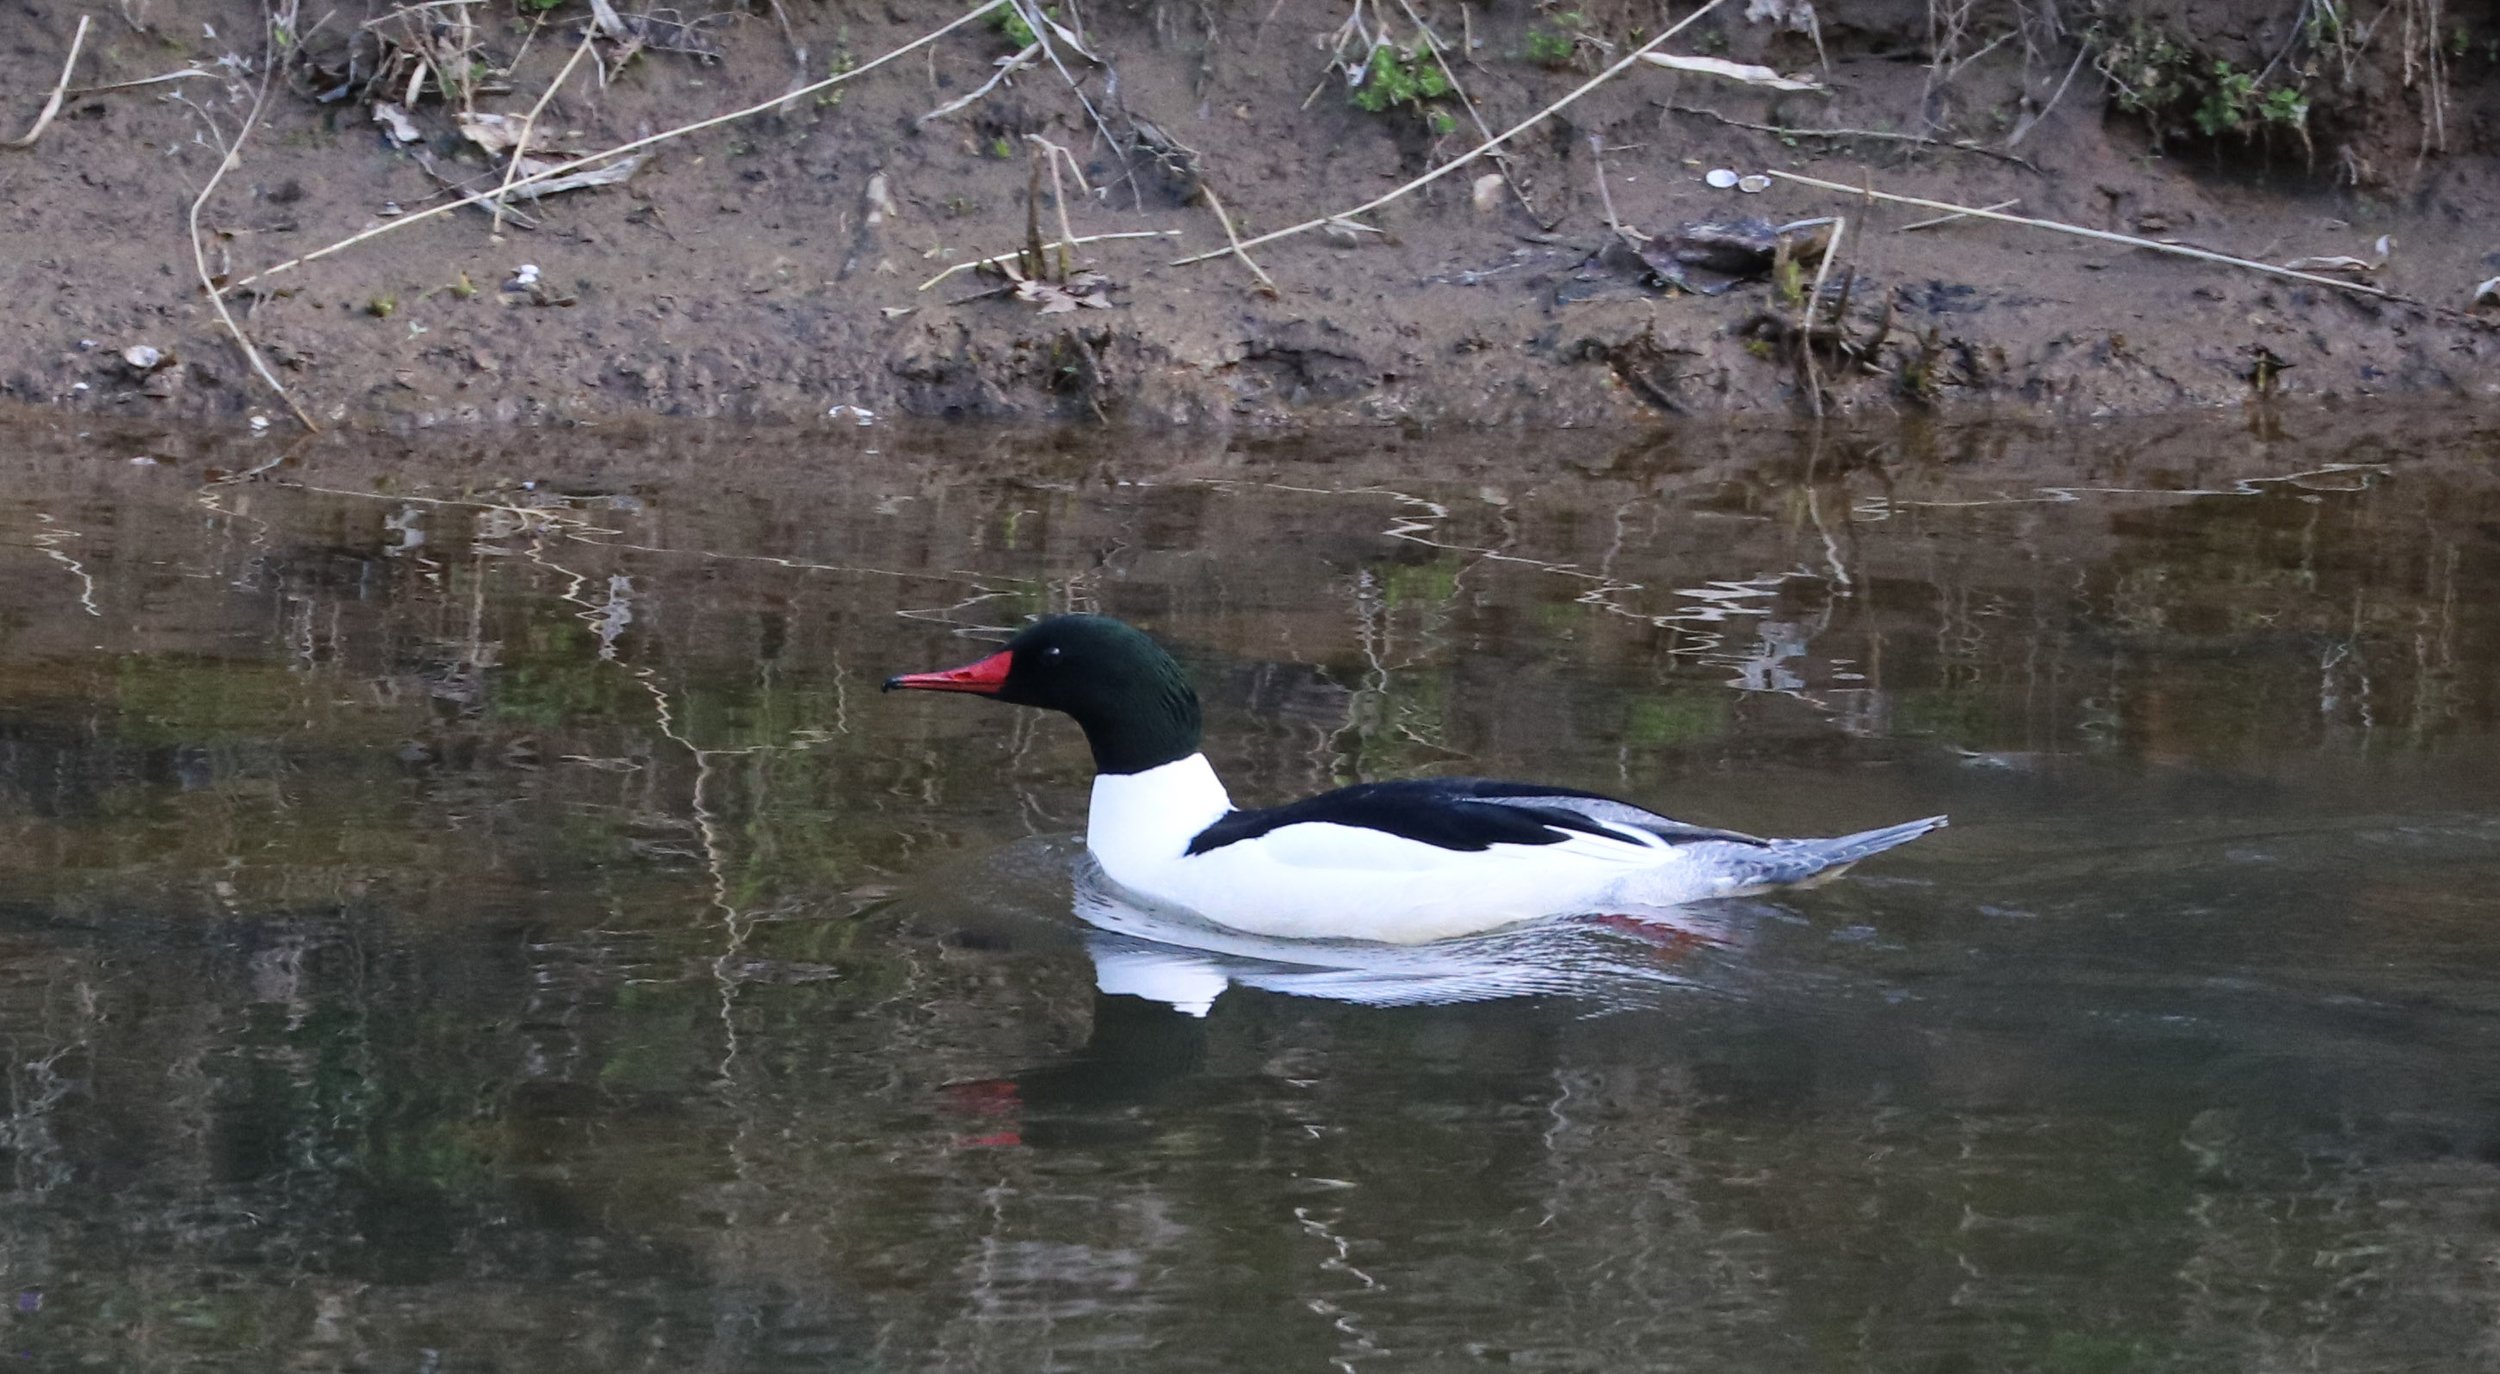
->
[1043,646,1062,660]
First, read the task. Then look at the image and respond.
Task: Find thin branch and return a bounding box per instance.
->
[191,10,318,432]
[3,15,90,150]
[492,31,597,235]
[1199,185,1276,295]
[222,0,1010,296]
[1173,0,1731,268]
[1008,0,1130,198]
[68,66,219,97]
[2007,42,2088,149]
[916,230,1181,292]
[1669,104,2039,169]
[1763,169,2398,300]
[1028,133,1088,279]
[1898,197,2018,231]
[1394,0,1532,217]
[1587,135,1641,243]
[1796,214,1843,419]
[918,42,1038,125]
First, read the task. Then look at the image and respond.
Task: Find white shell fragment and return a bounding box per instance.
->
[122,344,164,371]
[2475,275,2500,310]
[1705,168,1740,189]
[827,404,877,425]
[1737,174,1772,193]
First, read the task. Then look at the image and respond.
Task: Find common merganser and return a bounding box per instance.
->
[886,615,1946,945]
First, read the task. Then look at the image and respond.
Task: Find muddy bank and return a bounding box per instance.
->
[2,0,2496,431]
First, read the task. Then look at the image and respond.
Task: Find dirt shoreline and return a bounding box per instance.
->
[3,1,2495,432]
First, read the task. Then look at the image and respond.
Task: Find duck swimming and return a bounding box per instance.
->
[886,615,1945,945]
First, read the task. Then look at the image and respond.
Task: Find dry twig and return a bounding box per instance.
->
[191,7,318,432]
[916,231,1182,292]
[69,65,218,96]
[1393,0,1532,216]
[3,16,90,150]
[1587,135,1641,244]
[1898,198,2018,231]
[491,31,598,235]
[1764,169,2398,301]
[1174,0,1731,268]
[1200,186,1276,295]
[1796,214,1843,418]
[919,42,1039,124]
[223,0,1011,296]
[1669,104,2038,169]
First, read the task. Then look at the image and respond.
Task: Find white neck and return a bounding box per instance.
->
[1087,753,1233,882]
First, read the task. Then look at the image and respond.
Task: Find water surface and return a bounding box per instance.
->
[2,410,2497,1371]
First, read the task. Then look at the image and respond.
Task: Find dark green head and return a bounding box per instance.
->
[884,615,1204,775]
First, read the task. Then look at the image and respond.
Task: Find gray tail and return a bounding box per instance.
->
[1730,814,1949,891]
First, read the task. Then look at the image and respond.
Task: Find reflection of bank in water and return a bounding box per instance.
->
[1071,863,1732,1018]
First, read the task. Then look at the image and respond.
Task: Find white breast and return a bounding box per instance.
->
[1085,758,1709,944]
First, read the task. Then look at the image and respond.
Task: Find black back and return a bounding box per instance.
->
[1184,777,1766,856]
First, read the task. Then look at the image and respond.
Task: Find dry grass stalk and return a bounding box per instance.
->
[3,15,90,150]
[1669,104,2035,167]
[491,31,597,235]
[1586,135,1641,244]
[1005,0,1129,198]
[1391,0,1531,216]
[1898,198,2018,231]
[919,42,1039,125]
[916,231,1182,292]
[1796,214,1843,419]
[1173,0,1731,268]
[222,0,1011,296]
[1199,186,1276,296]
[1765,169,2398,301]
[193,6,318,432]
[1027,134,1089,279]
[68,66,221,96]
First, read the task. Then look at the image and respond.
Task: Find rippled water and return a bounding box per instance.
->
[1,408,2497,1371]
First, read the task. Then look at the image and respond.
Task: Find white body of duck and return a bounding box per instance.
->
[890,616,1945,946]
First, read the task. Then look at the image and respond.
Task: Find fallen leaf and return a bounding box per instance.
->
[372,102,420,145]
[1637,52,1824,91]
[501,152,648,202]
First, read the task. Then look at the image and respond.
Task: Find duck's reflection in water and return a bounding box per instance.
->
[941,863,1740,1146]
[1073,864,1729,1017]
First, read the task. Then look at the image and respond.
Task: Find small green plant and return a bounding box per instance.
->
[992,4,1052,49]
[2193,61,2260,136]
[815,37,856,108]
[365,294,397,319]
[2257,86,2308,128]
[1773,254,1805,307]
[2099,25,2311,148]
[2102,23,2190,119]
[1523,13,1587,67]
[1351,43,1452,114]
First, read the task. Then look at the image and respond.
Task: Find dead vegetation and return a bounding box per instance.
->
[4,0,2493,426]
